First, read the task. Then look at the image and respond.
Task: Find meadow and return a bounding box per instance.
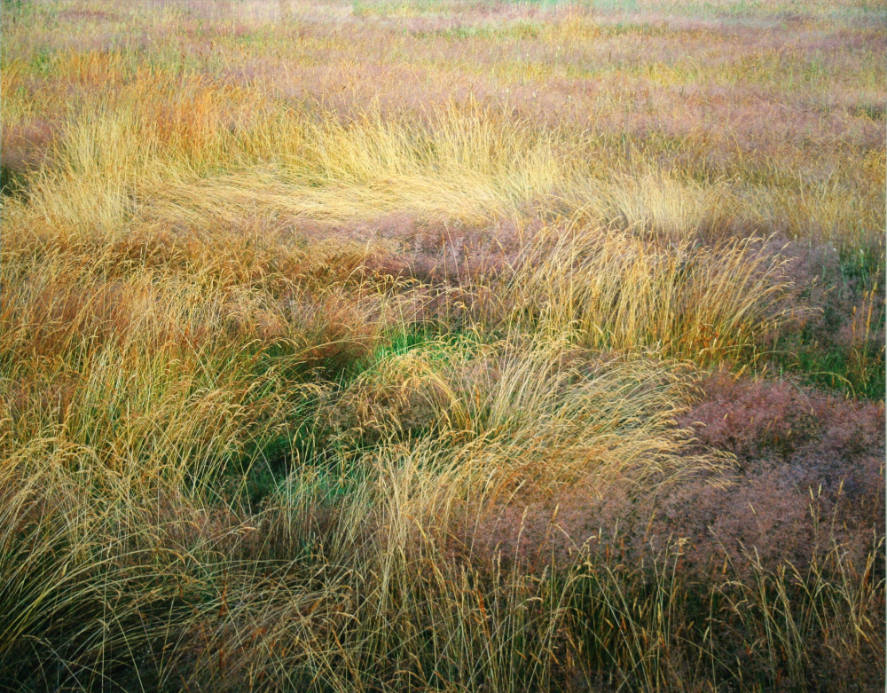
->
[1,0,885,689]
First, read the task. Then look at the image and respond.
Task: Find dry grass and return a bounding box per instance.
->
[1,0,884,690]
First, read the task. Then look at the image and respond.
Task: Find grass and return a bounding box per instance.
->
[1,0,884,690]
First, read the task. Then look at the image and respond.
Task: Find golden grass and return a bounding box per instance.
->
[499,225,798,362]
[1,0,884,689]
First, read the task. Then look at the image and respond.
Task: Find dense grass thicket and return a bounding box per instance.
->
[1,0,884,690]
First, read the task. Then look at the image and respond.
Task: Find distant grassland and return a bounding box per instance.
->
[1,0,884,690]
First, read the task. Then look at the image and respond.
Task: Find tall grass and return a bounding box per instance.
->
[497,225,798,363]
[1,0,883,689]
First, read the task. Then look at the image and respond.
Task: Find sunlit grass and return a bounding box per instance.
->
[1,0,883,689]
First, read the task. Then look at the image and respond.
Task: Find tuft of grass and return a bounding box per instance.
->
[499,225,801,366]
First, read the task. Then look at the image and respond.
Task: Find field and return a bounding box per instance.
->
[1,0,885,689]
